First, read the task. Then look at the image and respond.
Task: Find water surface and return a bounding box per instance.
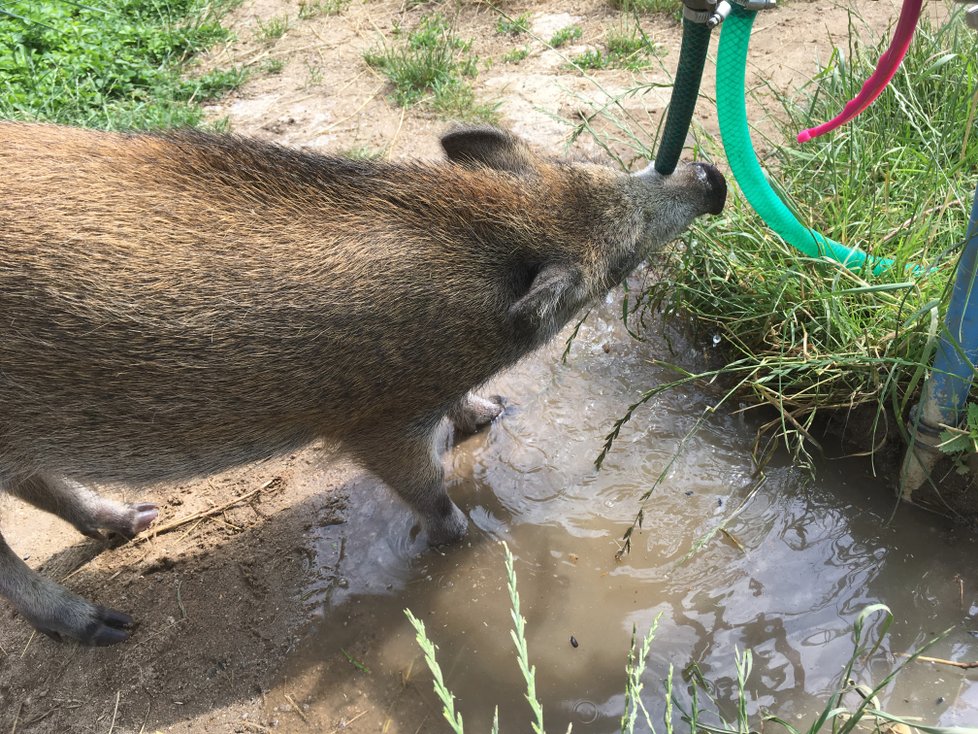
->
[271,295,978,732]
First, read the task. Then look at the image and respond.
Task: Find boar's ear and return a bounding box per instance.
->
[441,126,534,174]
[509,262,582,338]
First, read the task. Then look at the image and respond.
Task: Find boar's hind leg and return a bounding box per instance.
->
[354,428,468,546]
[0,531,133,645]
[7,474,158,541]
[449,393,505,436]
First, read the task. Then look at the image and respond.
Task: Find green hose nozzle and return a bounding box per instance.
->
[654,16,712,175]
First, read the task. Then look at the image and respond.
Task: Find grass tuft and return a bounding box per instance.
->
[365,13,497,121]
[496,12,529,36]
[254,13,289,43]
[609,0,679,16]
[259,57,285,74]
[572,24,661,71]
[501,46,530,63]
[297,0,348,19]
[549,24,582,48]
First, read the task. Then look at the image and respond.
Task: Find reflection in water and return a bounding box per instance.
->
[273,298,978,732]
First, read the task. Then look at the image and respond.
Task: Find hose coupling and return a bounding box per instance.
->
[907,404,949,451]
[705,0,776,29]
[706,1,731,28]
[681,0,718,24]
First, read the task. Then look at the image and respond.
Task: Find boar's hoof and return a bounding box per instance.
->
[451,394,506,435]
[120,502,160,539]
[21,575,135,646]
[32,597,134,646]
[79,501,159,541]
[425,502,469,546]
[86,607,134,646]
[74,607,133,646]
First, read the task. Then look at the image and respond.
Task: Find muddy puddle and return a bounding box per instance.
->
[266,293,978,733]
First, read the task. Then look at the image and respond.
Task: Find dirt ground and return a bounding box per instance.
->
[0,0,926,731]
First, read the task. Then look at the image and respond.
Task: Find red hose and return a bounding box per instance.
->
[797,0,923,143]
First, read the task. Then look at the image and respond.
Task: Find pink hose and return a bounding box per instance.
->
[797,0,923,143]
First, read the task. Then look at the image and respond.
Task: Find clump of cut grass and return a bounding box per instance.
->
[407,547,969,734]
[0,0,242,129]
[364,13,496,121]
[589,14,978,475]
[572,25,660,71]
[549,24,582,48]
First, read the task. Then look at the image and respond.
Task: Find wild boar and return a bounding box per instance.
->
[0,122,725,645]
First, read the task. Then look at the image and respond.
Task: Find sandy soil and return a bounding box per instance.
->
[0,0,922,731]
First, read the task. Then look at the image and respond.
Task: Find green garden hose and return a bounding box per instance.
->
[716,4,893,274]
[654,17,712,175]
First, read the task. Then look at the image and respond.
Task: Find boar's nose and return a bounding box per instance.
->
[692,162,726,215]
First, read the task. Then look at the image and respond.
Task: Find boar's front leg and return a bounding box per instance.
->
[7,473,158,541]
[353,425,468,545]
[0,531,133,645]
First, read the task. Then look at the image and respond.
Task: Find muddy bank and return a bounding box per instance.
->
[815,402,978,521]
[0,455,352,732]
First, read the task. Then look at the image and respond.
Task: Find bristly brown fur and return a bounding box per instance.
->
[0,121,724,644]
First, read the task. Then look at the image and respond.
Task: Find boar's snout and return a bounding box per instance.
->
[631,160,727,218]
[691,162,726,215]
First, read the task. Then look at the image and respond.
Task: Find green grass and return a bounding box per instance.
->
[364,13,497,122]
[297,0,348,19]
[254,13,289,43]
[501,46,529,64]
[303,61,324,88]
[572,25,661,71]
[609,0,680,17]
[586,14,978,471]
[496,12,529,36]
[0,0,242,129]
[339,145,384,160]
[259,57,285,74]
[549,24,582,48]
